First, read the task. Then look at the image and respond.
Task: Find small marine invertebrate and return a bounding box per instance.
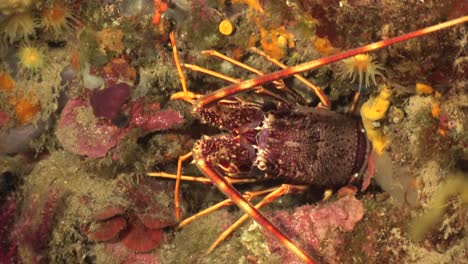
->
[17,45,47,75]
[0,11,36,43]
[219,19,234,36]
[337,53,385,88]
[40,1,76,38]
[361,84,392,154]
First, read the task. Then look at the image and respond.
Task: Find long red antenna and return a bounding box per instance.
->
[196,16,468,109]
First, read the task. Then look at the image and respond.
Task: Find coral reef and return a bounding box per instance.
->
[0,1,466,263]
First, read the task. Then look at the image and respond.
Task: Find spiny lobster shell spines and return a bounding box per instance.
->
[255,105,371,186]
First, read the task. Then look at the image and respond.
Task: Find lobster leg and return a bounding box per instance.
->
[172,151,193,221]
[195,16,468,109]
[249,47,331,109]
[182,63,289,102]
[203,49,306,104]
[195,158,319,264]
[147,171,259,184]
[208,184,308,254]
[177,187,273,229]
[169,32,200,103]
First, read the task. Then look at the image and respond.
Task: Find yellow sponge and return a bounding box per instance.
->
[361,84,392,154]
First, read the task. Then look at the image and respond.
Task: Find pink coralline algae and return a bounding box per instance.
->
[56,98,126,158]
[13,189,62,264]
[90,83,131,120]
[129,99,184,133]
[56,96,184,158]
[265,195,364,264]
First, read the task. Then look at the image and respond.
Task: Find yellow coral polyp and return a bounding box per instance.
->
[0,11,37,43]
[17,45,47,74]
[361,84,392,154]
[337,53,384,88]
[41,2,76,37]
[219,19,234,36]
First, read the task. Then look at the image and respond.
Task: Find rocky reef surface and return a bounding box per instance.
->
[1,1,466,263]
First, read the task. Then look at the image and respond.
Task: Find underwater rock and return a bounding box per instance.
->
[0,121,47,154]
[90,82,131,120]
[265,195,364,264]
[56,98,126,158]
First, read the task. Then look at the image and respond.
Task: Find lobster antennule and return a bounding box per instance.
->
[195,15,468,109]
[195,158,321,264]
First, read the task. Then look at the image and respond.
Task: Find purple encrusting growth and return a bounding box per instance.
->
[0,196,18,263]
[90,83,131,120]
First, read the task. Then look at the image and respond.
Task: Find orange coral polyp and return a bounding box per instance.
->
[41,2,75,36]
[9,93,40,125]
[0,72,15,92]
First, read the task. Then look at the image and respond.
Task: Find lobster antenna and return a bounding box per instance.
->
[196,15,468,109]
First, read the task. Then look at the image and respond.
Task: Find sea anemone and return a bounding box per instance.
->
[40,2,77,38]
[0,11,37,43]
[0,0,38,15]
[17,45,47,75]
[337,54,385,88]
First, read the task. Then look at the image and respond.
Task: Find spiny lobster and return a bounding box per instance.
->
[148,16,467,263]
